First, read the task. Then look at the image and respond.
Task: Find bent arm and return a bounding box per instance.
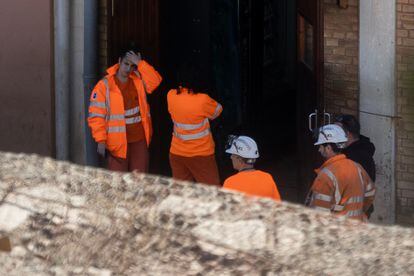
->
[203,95,223,120]
[137,60,162,94]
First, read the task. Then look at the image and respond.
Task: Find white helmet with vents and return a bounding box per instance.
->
[314,124,348,147]
[225,135,259,159]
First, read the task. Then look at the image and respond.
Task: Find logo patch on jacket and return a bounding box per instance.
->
[92,91,97,100]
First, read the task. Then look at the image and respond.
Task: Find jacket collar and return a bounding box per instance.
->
[106,63,119,76]
[315,154,347,174]
[106,63,141,80]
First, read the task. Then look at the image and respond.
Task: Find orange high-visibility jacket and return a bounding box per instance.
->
[88,61,162,158]
[167,88,223,157]
[307,154,375,221]
[223,170,281,201]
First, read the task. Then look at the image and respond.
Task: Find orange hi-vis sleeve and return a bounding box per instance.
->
[223,170,281,201]
[88,80,109,143]
[167,89,223,157]
[137,60,162,94]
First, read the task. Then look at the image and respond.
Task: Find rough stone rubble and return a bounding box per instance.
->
[0,152,413,275]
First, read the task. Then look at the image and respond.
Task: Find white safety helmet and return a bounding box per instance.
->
[314,124,348,147]
[226,135,259,159]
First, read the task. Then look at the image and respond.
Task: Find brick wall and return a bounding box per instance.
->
[324,0,359,116]
[396,0,414,226]
[98,0,108,76]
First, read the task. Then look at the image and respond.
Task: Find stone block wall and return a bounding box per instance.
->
[396,0,414,225]
[324,0,359,116]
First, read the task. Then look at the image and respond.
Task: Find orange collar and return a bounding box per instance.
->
[106,63,119,76]
[105,63,141,81]
[315,154,346,174]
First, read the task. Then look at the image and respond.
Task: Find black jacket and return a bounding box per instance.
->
[342,135,376,182]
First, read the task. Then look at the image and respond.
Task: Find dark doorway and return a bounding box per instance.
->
[106,0,324,203]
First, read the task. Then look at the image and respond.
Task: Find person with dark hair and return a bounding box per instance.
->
[223,135,281,201]
[335,114,376,182]
[167,63,223,186]
[88,45,162,172]
[306,124,375,221]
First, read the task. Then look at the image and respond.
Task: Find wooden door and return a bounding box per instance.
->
[107,0,160,66]
[296,0,324,200]
[107,0,171,175]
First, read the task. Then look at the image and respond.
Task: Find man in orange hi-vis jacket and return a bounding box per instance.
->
[167,64,222,186]
[223,135,281,201]
[88,47,162,172]
[305,124,375,221]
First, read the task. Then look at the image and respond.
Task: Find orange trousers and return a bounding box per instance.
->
[107,140,148,172]
[169,153,220,186]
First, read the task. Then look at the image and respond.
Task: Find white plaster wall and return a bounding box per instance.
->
[360,0,396,224]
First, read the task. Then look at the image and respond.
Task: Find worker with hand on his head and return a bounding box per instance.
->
[88,46,162,172]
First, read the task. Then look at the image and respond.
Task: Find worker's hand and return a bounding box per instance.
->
[97,143,106,157]
[126,51,142,66]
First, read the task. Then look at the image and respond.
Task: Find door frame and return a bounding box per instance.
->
[296,0,324,201]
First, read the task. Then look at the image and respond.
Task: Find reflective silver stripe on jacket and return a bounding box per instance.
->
[88,112,106,119]
[365,181,375,197]
[90,102,106,109]
[174,128,210,141]
[107,126,126,133]
[315,206,331,212]
[125,116,142,124]
[173,118,208,130]
[109,114,125,121]
[355,164,366,197]
[346,196,364,204]
[365,189,375,197]
[103,78,111,121]
[125,106,140,116]
[321,168,342,207]
[346,209,363,217]
[313,192,332,202]
[332,205,344,211]
[134,71,149,93]
[210,103,222,119]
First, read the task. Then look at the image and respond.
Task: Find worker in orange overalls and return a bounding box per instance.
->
[223,135,281,201]
[305,124,376,221]
[88,47,162,172]
[167,64,222,186]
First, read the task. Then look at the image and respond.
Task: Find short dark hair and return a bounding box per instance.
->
[118,42,141,61]
[241,157,256,165]
[324,143,342,154]
[233,154,256,165]
[335,114,360,138]
[176,62,209,94]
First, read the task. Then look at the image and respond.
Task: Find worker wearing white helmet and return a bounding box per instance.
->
[223,135,281,201]
[306,124,375,221]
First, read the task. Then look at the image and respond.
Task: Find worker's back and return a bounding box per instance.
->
[167,88,222,157]
[310,154,375,220]
[223,170,281,201]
